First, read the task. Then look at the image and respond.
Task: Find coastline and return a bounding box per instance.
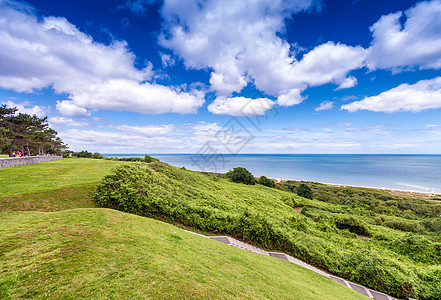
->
[104,153,441,197]
[275,178,441,199]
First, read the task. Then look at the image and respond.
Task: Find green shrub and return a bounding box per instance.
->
[258,176,276,188]
[383,218,424,233]
[297,183,313,199]
[226,167,256,185]
[75,150,93,158]
[145,154,159,163]
[92,152,105,159]
[335,216,371,236]
[117,157,144,162]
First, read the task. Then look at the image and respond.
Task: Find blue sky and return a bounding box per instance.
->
[1,0,441,154]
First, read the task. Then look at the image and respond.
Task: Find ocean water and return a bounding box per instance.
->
[103,154,441,194]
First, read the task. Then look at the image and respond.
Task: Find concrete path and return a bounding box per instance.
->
[183,230,397,300]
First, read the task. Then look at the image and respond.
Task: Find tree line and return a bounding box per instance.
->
[0,104,67,157]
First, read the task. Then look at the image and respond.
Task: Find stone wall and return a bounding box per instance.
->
[0,156,63,169]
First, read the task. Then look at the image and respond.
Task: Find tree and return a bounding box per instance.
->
[258,176,276,188]
[226,167,256,185]
[0,104,67,156]
[75,150,93,158]
[297,183,314,199]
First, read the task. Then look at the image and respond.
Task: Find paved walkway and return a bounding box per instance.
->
[184,230,397,300]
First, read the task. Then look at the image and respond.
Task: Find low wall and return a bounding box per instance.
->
[0,156,63,169]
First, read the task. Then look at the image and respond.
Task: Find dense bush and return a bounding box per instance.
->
[93,152,105,159]
[335,216,371,236]
[258,176,276,188]
[94,163,441,299]
[297,183,314,199]
[145,154,159,163]
[226,167,256,185]
[75,150,93,158]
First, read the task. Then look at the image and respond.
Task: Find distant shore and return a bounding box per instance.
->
[276,178,441,199]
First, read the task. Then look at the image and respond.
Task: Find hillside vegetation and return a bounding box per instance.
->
[94,162,441,299]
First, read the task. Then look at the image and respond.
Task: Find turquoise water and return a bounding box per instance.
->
[103,154,441,194]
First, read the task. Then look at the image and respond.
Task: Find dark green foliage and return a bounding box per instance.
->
[145,154,159,163]
[117,157,145,162]
[1,104,67,156]
[258,176,276,188]
[297,183,313,199]
[226,167,256,185]
[94,163,441,299]
[75,150,93,158]
[335,216,371,236]
[92,152,105,159]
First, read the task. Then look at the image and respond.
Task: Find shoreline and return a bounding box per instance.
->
[275,178,441,199]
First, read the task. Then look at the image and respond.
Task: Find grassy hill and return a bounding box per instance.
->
[0,158,121,212]
[94,162,441,299]
[0,158,367,299]
[0,208,365,299]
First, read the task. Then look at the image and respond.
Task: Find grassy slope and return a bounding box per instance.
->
[0,209,365,300]
[0,158,122,197]
[0,158,121,212]
[94,163,441,299]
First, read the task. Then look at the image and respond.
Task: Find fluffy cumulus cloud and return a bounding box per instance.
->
[366,0,441,70]
[160,0,364,107]
[341,77,441,113]
[315,100,334,111]
[1,100,47,118]
[208,97,275,116]
[0,0,204,116]
[57,80,205,115]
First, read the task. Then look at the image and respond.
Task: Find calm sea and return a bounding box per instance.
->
[103,154,441,194]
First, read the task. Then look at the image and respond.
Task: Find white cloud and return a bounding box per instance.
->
[366,0,441,70]
[58,121,223,152]
[341,77,441,113]
[57,79,205,115]
[60,129,181,152]
[160,53,176,67]
[336,122,352,126]
[315,100,334,111]
[2,100,46,117]
[48,116,89,127]
[159,0,363,104]
[276,89,305,107]
[0,1,204,116]
[56,101,91,117]
[109,124,175,136]
[208,97,275,116]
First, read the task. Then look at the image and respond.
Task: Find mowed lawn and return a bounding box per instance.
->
[0,208,366,300]
[0,158,122,212]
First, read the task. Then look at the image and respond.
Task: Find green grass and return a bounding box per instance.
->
[0,208,365,299]
[0,158,121,197]
[0,184,97,212]
[0,155,8,158]
[0,158,122,213]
